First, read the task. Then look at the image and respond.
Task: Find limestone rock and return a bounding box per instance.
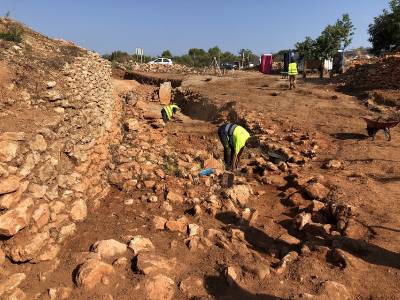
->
[6,231,50,262]
[48,287,72,300]
[295,212,312,230]
[310,200,325,212]
[225,266,239,287]
[225,185,251,206]
[30,134,47,152]
[166,191,183,204]
[323,160,342,169]
[32,242,60,263]
[305,182,329,200]
[135,100,147,110]
[46,90,63,101]
[144,275,175,300]
[91,239,127,259]
[179,276,207,298]
[125,118,139,131]
[165,216,188,233]
[58,223,77,242]
[75,259,115,290]
[0,273,26,296]
[19,153,36,177]
[0,248,5,265]
[287,192,308,207]
[38,161,56,183]
[159,82,172,105]
[46,81,57,88]
[0,132,25,141]
[0,164,8,178]
[188,224,201,236]
[266,162,279,171]
[28,183,47,199]
[278,232,301,246]
[0,141,19,162]
[112,257,128,267]
[128,235,155,255]
[203,157,223,171]
[317,281,351,300]
[0,181,28,210]
[5,287,26,299]
[0,175,21,195]
[0,198,34,237]
[242,264,271,280]
[152,216,167,230]
[274,251,298,274]
[136,253,176,275]
[70,199,87,222]
[50,201,66,214]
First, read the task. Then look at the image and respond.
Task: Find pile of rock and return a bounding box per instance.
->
[337,52,400,91]
[114,61,198,75]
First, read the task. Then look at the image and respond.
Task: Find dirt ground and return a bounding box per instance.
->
[5,72,400,299]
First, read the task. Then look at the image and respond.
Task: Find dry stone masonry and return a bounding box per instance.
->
[0,25,122,266]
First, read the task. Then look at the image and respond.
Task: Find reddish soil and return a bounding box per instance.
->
[3,73,400,299]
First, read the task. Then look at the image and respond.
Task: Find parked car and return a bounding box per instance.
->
[220,62,237,70]
[148,57,173,65]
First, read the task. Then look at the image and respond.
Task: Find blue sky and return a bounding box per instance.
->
[0,0,390,56]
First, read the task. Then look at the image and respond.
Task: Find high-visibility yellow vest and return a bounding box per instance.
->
[288,62,298,75]
[163,104,180,119]
[232,126,250,154]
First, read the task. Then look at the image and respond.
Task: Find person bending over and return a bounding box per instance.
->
[218,123,258,170]
[161,104,180,123]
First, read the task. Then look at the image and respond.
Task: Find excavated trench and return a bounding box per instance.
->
[123,70,249,127]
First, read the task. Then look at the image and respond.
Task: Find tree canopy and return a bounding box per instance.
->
[295,14,354,60]
[104,46,258,68]
[161,50,172,58]
[368,0,400,55]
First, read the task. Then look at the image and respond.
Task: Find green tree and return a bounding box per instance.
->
[315,14,355,59]
[295,14,354,61]
[161,50,172,58]
[107,50,131,63]
[295,37,317,60]
[188,48,209,67]
[208,46,221,58]
[173,54,194,66]
[273,49,290,62]
[368,0,400,55]
[238,49,259,65]
[220,51,238,63]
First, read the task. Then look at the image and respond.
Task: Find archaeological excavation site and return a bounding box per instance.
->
[0,10,400,300]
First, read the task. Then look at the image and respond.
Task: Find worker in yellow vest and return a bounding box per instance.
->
[218,123,259,170]
[161,104,180,123]
[288,60,298,90]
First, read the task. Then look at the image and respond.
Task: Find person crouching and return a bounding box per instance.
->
[161,104,180,123]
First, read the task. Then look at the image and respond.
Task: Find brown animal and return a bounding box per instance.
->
[362,117,400,141]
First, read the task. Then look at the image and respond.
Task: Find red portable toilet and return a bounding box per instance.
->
[260,54,273,74]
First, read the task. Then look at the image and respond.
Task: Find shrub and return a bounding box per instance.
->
[0,24,23,43]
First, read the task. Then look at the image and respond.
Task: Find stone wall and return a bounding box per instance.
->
[0,51,122,263]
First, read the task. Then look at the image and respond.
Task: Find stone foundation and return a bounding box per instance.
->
[0,51,122,263]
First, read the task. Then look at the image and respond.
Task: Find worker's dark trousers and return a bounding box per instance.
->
[161,109,169,123]
[218,125,233,169]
